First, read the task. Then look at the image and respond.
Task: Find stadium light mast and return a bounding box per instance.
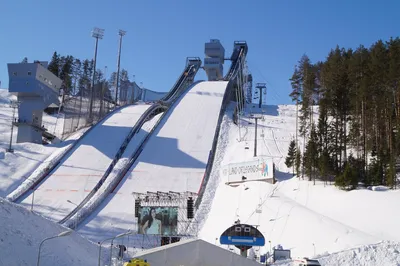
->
[115,29,126,108]
[89,27,105,121]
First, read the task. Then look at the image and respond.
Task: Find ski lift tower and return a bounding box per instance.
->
[7,61,62,144]
[255,83,266,108]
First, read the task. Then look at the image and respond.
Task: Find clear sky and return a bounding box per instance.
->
[1,0,399,104]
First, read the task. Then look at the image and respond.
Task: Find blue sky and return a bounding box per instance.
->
[1,0,399,104]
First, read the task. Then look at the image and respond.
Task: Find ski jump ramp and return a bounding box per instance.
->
[79,81,228,241]
[19,104,151,222]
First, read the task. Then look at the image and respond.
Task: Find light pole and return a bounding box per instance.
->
[89,27,105,122]
[115,29,126,108]
[37,230,72,266]
[312,243,316,256]
[66,200,78,230]
[7,101,19,153]
[268,240,272,256]
[110,230,133,266]
[98,230,133,266]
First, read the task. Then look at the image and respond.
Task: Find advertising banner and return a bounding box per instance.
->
[139,207,178,236]
[221,158,274,183]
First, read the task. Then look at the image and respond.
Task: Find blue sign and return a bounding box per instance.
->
[220,235,265,246]
[219,223,265,247]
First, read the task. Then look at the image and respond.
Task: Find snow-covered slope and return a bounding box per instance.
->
[0,197,103,266]
[198,104,400,264]
[0,88,73,198]
[69,112,164,233]
[18,104,151,222]
[78,81,228,242]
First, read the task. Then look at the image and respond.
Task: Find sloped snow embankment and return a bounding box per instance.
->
[188,107,233,235]
[273,241,400,266]
[0,197,104,266]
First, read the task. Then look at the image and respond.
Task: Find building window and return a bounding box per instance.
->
[13,72,17,76]
[28,71,32,76]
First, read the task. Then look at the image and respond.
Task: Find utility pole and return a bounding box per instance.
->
[254,117,258,157]
[115,29,126,108]
[7,101,19,153]
[89,27,105,122]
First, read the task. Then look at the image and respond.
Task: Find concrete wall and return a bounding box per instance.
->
[134,239,261,266]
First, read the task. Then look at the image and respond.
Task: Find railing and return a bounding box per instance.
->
[195,44,248,208]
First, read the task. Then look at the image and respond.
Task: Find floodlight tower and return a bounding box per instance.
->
[115,29,126,107]
[89,27,105,121]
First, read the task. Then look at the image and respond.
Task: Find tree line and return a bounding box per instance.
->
[23,52,134,103]
[285,37,400,190]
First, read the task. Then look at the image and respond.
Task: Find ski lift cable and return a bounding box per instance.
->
[252,64,281,102]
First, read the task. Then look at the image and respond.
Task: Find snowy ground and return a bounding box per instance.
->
[198,103,400,265]
[0,88,82,198]
[3,83,400,265]
[0,197,105,266]
[78,81,228,243]
[18,104,151,222]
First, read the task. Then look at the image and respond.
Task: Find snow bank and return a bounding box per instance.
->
[367,185,389,191]
[0,197,105,266]
[273,241,400,266]
[188,110,232,235]
[317,241,400,266]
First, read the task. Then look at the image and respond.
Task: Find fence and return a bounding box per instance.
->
[61,82,113,139]
[61,81,168,140]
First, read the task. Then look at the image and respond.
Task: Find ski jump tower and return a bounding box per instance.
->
[204,39,225,81]
[7,61,62,144]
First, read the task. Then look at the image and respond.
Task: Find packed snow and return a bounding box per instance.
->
[77,81,228,242]
[18,104,151,222]
[66,112,164,231]
[0,197,105,266]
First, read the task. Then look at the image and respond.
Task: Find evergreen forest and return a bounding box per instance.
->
[285,37,400,190]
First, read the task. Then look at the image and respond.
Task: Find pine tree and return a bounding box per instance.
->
[59,55,74,96]
[335,161,356,190]
[119,69,130,104]
[289,66,302,150]
[303,125,318,183]
[48,51,60,77]
[386,160,395,188]
[285,140,296,174]
[72,59,82,95]
[295,147,302,178]
[78,59,91,97]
